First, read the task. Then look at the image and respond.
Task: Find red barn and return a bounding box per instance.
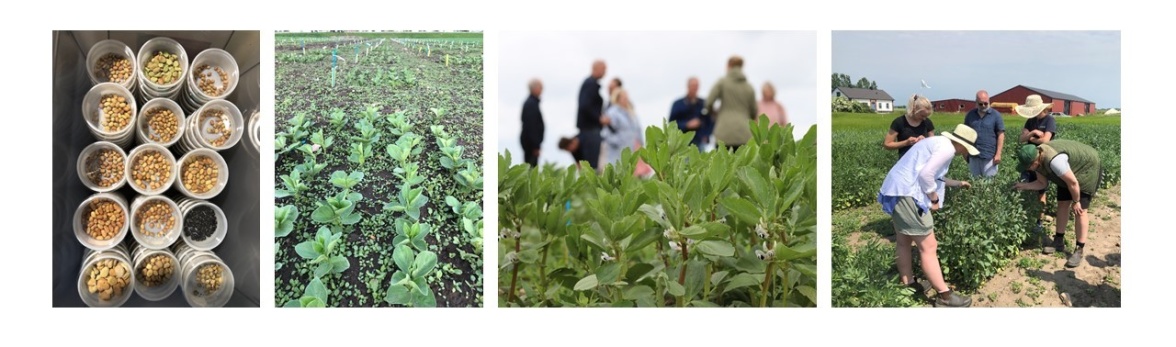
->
[931,98,974,113]
[991,85,1096,116]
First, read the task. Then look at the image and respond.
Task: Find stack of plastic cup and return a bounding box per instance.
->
[175,197,228,250]
[125,143,177,195]
[77,244,134,307]
[135,98,186,147]
[175,243,235,307]
[131,243,180,301]
[129,195,183,250]
[74,192,130,251]
[76,141,128,192]
[174,149,229,199]
[82,83,137,148]
[135,37,188,104]
[181,48,239,114]
[86,40,138,93]
[178,99,244,153]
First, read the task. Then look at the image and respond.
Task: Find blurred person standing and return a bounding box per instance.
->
[520,78,545,166]
[705,55,758,151]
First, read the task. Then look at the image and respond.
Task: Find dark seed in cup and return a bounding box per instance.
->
[185,205,217,242]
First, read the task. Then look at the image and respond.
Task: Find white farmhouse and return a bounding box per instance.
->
[833,87,895,113]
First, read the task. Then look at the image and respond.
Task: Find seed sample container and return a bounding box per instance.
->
[135,37,188,103]
[54,31,259,307]
[77,245,134,307]
[74,192,130,251]
[175,244,235,307]
[175,149,229,199]
[86,40,138,92]
[178,99,244,152]
[129,195,182,249]
[132,243,179,301]
[76,141,127,192]
[136,98,186,147]
[176,197,228,250]
[181,48,239,113]
[82,82,137,147]
[125,143,177,195]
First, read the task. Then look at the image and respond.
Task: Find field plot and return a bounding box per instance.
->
[830,112,1121,307]
[500,120,818,307]
[274,32,484,307]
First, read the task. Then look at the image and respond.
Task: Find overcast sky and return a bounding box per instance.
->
[499,31,817,167]
[832,31,1120,108]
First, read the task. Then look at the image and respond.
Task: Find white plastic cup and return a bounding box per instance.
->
[131,244,180,301]
[74,192,129,251]
[125,143,177,195]
[174,149,229,199]
[180,100,244,152]
[136,37,189,93]
[76,141,127,192]
[77,248,135,307]
[82,82,137,147]
[176,198,227,251]
[129,195,183,250]
[177,247,234,307]
[136,98,186,147]
[186,48,240,102]
[86,40,138,92]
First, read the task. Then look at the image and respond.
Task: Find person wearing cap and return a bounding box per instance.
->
[883,94,935,160]
[1016,94,1059,251]
[962,90,1005,177]
[1015,140,1102,268]
[876,124,978,307]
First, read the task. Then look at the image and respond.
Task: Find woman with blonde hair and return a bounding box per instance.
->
[600,87,650,176]
[883,94,936,160]
[757,81,789,126]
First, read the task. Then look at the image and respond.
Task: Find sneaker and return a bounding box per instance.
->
[1037,226,1052,253]
[935,291,972,307]
[1045,234,1065,255]
[1066,247,1085,268]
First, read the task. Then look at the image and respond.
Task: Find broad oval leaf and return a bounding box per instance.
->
[412,251,438,278]
[574,274,599,291]
[694,240,736,257]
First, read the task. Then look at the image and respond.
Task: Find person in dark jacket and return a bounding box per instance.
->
[669,77,713,149]
[577,60,607,169]
[1015,140,1102,268]
[520,78,545,166]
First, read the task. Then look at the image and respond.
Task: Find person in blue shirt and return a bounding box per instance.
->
[962,90,1005,177]
[668,77,713,150]
[577,60,607,170]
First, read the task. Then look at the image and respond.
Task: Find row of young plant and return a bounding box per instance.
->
[499,118,817,307]
[274,104,483,307]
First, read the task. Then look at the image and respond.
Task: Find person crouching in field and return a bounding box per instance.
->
[1014,140,1102,268]
[877,124,978,307]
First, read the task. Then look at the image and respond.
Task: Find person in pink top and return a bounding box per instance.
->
[757,81,789,126]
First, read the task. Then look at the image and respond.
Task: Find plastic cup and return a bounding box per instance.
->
[131,244,180,301]
[177,198,227,251]
[177,247,234,307]
[136,37,189,93]
[129,195,183,249]
[136,98,186,147]
[74,192,129,251]
[125,143,177,195]
[77,248,135,307]
[174,149,229,199]
[82,82,137,146]
[76,141,127,192]
[186,48,240,102]
[180,100,244,152]
[86,40,138,91]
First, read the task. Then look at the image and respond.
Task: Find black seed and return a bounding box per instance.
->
[185,205,217,242]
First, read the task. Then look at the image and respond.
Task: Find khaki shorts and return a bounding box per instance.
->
[891,196,933,236]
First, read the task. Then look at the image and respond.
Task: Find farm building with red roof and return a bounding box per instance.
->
[991,85,1096,116]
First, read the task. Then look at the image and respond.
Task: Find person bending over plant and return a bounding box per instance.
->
[1014,140,1102,268]
[877,123,979,307]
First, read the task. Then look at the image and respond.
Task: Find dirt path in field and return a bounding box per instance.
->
[971,184,1121,307]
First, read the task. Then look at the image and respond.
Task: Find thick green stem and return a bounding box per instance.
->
[677,241,688,307]
[507,225,522,305]
[760,262,775,307]
[538,240,550,305]
[704,263,712,301]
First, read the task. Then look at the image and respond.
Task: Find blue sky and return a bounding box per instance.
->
[832,31,1120,108]
[499,31,817,167]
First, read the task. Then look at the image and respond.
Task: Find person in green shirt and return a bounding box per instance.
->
[1014,140,1102,268]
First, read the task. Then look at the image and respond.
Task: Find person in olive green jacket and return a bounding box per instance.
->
[704,55,758,151]
[1014,140,1102,268]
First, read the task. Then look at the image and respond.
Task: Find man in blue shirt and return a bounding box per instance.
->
[962,90,1005,177]
[668,77,713,150]
[577,60,607,169]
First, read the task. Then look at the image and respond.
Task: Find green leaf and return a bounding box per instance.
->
[775,242,817,261]
[294,241,319,260]
[283,299,300,308]
[412,286,437,307]
[719,197,761,226]
[574,274,599,291]
[638,204,669,229]
[796,285,817,304]
[738,166,774,209]
[677,225,712,239]
[329,255,350,273]
[311,204,336,223]
[710,271,730,287]
[723,273,762,294]
[622,285,655,302]
[341,212,362,225]
[690,300,720,307]
[313,262,331,277]
[412,251,438,278]
[595,263,621,285]
[793,263,817,277]
[666,279,685,297]
[305,277,329,303]
[694,240,736,257]
[300,297,325,308]
[384,283,410,305]
[393,245,415,273]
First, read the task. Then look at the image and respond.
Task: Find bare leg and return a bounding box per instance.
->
[896,233,914,285]
[1075,202,1089,244]
[912,232,948,292]
[1056,200,1071,238]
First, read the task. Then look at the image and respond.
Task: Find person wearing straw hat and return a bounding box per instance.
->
[1015,140,1102,268]
[1016,94,1060,252]
[962,90,1005,177]
[876,124,978,307]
